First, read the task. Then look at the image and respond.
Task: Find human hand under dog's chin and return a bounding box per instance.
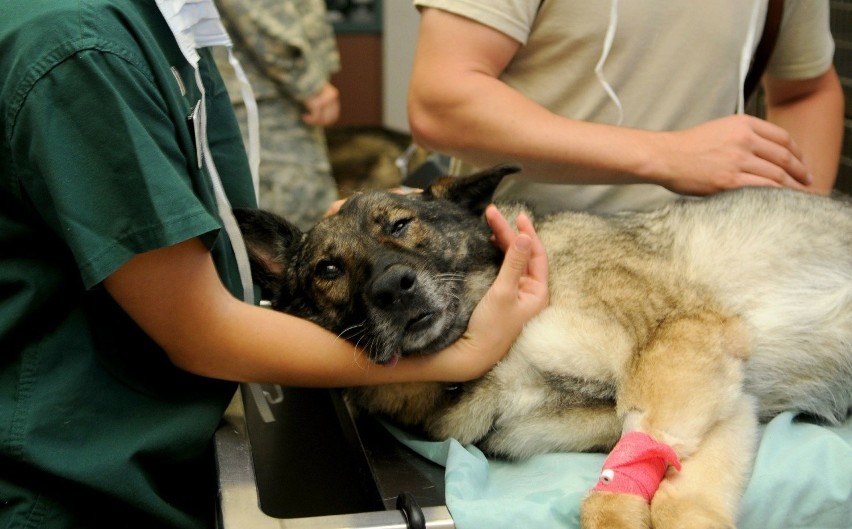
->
[431,205,549,381]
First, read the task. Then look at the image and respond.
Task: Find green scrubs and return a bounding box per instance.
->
[0,1,256,527]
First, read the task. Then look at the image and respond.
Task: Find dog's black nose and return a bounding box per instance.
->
[370,264,418,309]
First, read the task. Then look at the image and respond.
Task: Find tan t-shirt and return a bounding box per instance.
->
[414,0,835,214]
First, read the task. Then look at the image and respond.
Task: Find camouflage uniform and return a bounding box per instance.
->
[215,0,340,230]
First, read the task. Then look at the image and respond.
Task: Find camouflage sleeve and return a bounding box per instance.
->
[216,0,341,102]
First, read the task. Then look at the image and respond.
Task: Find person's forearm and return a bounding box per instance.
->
[410,73,816,195]
[407,5,656,186]
[104,209,546,388]
[105,238,490,387]
[764,67,845,194]
[186,212,544,386]
[409,70,659,186]
[180,295,479,386]
[408,58,812,195]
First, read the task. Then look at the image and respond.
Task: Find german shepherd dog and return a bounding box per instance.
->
[235,165,852,529]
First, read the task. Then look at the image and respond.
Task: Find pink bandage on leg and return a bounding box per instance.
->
[592,431,682,503]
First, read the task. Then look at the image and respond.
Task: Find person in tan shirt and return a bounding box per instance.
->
[409,1,844,215]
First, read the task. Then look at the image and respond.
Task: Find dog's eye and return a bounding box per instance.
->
[389,218,411,238]
[314,259,342,280]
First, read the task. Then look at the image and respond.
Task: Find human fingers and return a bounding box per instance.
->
[485,204,515,253]
[494,233,532,287]
[388,187,423,196]
[323,198,347,217]
[301,93,321,124]
[738,155,808,191]
[663,117,812,195]
[749,119,812,187]
[302,84,340,126]
[514,211,536,241]
[487,209,548,309]
[748,116,804,160]
[302,102,333,126]
[309,96,340,126]
[315,104,340,126]
[514,212,548,288]
[485,206,547,287]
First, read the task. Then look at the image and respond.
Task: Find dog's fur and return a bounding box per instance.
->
[236,165,852,529]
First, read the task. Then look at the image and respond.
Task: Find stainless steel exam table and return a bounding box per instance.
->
[214,384,456,529]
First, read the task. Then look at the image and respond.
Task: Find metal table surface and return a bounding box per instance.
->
[215,384,455,529]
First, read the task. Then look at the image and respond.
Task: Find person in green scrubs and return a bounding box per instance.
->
[0,1,547,527]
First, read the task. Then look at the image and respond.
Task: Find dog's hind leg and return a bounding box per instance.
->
[580,309,756,529]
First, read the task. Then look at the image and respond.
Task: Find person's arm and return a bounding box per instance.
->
[762,66,844,194]
[408,8,812,196]
[102,206,547,387]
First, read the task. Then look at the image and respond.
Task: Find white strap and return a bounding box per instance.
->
[595,0,624,126]
[193,67,255,304]
[194,70,276,422]
[227,47,261,203]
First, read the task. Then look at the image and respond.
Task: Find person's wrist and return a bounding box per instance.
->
[632,129,672,189]
[446,324,516,382]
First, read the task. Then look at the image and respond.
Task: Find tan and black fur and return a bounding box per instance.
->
[236,165,852,529]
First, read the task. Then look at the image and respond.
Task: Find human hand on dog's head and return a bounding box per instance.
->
[323,198,347,217]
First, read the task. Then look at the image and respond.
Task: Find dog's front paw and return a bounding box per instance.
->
[651,488,736,529]
[580,490,650,529]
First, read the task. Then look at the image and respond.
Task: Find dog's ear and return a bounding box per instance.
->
[233,208,303,300]
[424,163,521,215]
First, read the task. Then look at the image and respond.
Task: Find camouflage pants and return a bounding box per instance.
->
[232,98,339,231]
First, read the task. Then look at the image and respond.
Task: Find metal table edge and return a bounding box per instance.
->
[214,388,455,529]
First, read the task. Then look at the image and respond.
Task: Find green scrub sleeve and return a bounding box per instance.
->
[9,46,221,289]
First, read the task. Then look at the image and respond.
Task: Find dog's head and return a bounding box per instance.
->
[235,164,520,365]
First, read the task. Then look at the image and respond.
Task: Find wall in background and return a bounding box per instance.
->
[382,2,418,133]
[327,1,384,127]
[323,0,418,130]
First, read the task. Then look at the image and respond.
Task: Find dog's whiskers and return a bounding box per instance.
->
[337,321,370,370]
[436,272,492,290]
[336,322,366,341]
[352,333,378,371]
